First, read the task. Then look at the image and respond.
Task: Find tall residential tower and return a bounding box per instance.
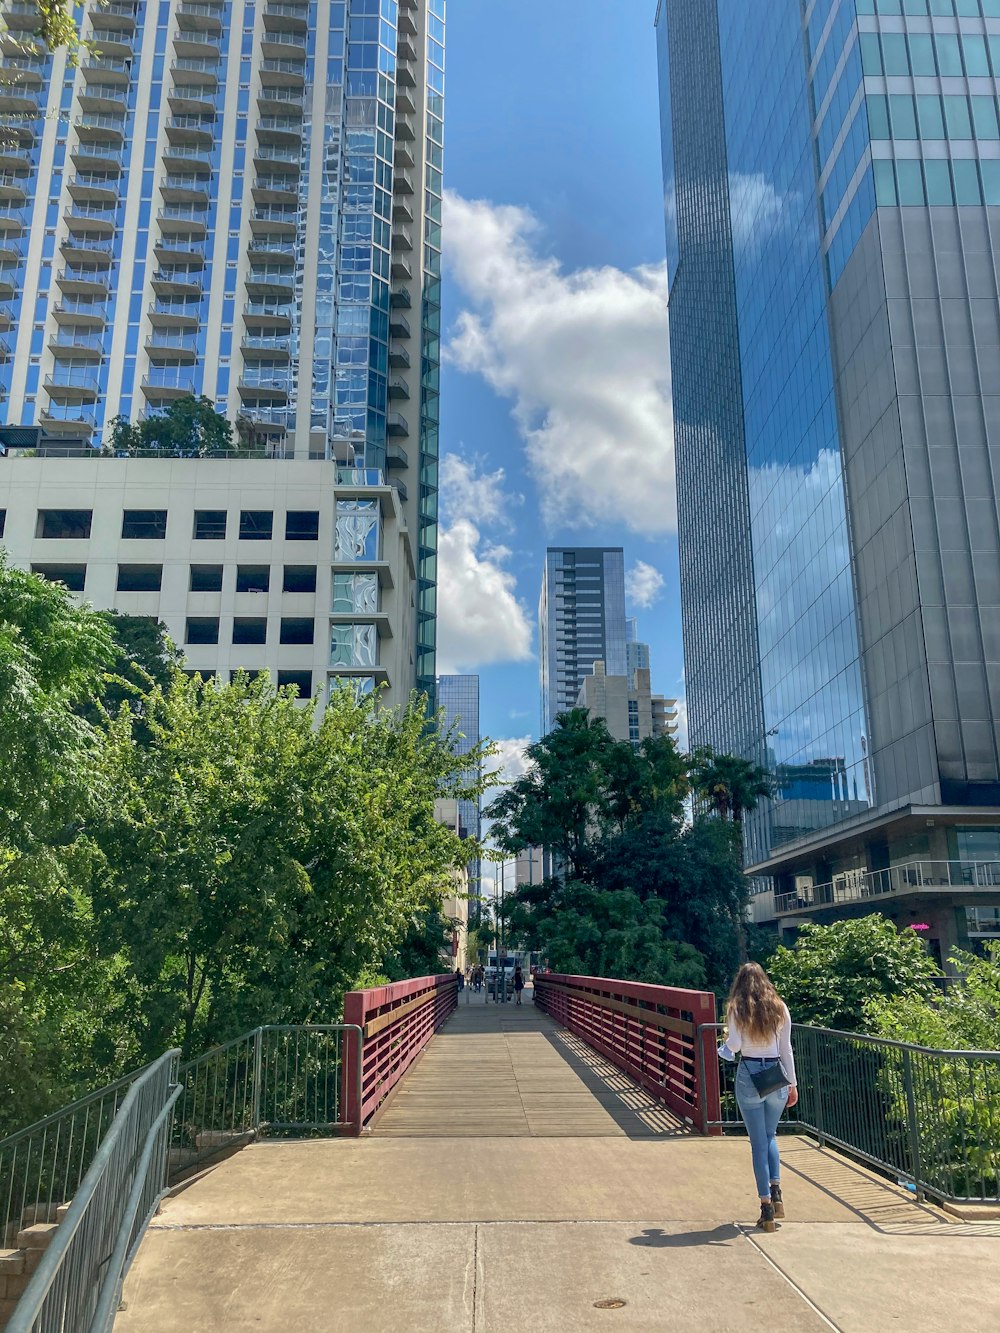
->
[657,0,1000,959]
[0,0,443,703]
[539,546,626,735]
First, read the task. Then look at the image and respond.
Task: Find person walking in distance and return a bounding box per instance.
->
[719,963,798,1233]
[512,965,525,1006]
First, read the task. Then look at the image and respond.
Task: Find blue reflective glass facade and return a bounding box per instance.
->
[657,0,1000,903]
[437,671,480,893]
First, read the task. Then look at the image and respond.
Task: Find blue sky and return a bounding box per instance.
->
[436,0,683,766]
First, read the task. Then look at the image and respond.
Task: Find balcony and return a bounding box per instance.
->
[53,300,108,327]
[256,93,304,122]
[39,405,97,432]
[387,379,409,400]
[71,144,125,174]
[45,370,101,402]
[243,300,292,330]
[165,118,216,148]
[154,238,206,266]
[56,266,110,296]
[248,237,296,261]
[394,142,414,170]
[250,207,297,235]
[395,115,415,143]
[255,116,303,147]
[397,8,417,36]
[81,56,133,87]
[386,442,408,469]
[64,205,119,236]
[173,30,222,61]
[0,88,39,115]
[87,26,134,56]
[49,332,104,360]
[158,206,209,236]
[0,266,17,300]
[162,143,214,174]
[239,404,290,435]
[68,175,120,206]
[390,287,410,309]
[389,310,410,339]
[390,254,412,281]
[0,57,44,88]
[77,86,128,114]
[0,236,22,263]
[2,3,42,30]
[145,332,199,361]
[395,170,414,196]
[245,268,294,301]
[147,300,202,329]
[258,59,306,88]
[176,3,224,33]
[0,303,13,330]
[0,145,31,175]
[0,172,27,203]
[396,58,416,90]
[263,2,309,32]
[60,236,115,266]
[160,175,211,204]
[241,335,291,363]
[141,370,197,400]
[0,207,26,235]
[774,860,1000,918]
[170,59,220,89]
[252,176,298,206]
[388,343,409,369]
[393,226,413,252]
[253,144,300,173]
[386,412,409,438]
[238,375,291,402]
[396,86,416,115]
[168,87,219,116]
[260,31,307,60]
[95,1,139,29]
[76,116,127,144]
[152,267,204,298]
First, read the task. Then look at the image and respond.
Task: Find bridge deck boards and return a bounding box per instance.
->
[374,991,687,1138]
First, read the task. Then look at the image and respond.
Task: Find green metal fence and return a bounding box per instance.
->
[700,1022,1000,1203]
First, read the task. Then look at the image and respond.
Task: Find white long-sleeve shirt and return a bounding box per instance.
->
[720,1003,797,1087]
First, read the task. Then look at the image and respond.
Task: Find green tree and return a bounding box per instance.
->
[865,943,1000,1050]
[767,915,940,1032]
[689,747,774,826]
[106,396,235,458]
[0,559,121,1130]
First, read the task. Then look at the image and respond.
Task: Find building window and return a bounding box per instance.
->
[190,565,224,592]
[193,510,227,540]
[330,623,377,667]
[233,617,267,645]
[117,565,163,592]
[229,668,264,682]
[31,563,86,591]
[283,565,317,593]
[0,509,5,537]
[36,509,93,539]
[186,617,220,645]
[240,510,273,540]
[334,499,379,561]
[277,669,313,697]
[333,571,377,613]
[280,617,315,645]
[236,565,270,593]
[122,510,168,540]
[285,510,319,541]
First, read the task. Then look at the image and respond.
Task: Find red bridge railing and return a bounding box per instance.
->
[342,973,458,1133]
[533,973,722,1134]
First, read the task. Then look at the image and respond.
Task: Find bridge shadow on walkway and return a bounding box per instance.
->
[375,990,687,1138]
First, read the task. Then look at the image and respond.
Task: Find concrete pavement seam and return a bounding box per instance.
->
[472,1223,480,1333]
[738,1224,844,1332]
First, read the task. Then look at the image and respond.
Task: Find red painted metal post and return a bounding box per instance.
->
[694,991,722,1136]
[342,990,366,1136]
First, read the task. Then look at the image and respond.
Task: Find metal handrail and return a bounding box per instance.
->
[6,1050,181,1333]
[699,1021,1000,1204]
[775,858,1000,914]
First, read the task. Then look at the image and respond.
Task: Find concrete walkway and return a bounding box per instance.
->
[116,993,1000,1333]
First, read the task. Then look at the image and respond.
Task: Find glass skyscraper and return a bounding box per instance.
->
[657,0,1000,956]
[437,672,481,899]
[539,547,627,734]
[0,0,442,699]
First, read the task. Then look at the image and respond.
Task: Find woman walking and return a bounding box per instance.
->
[720,962,798,1233]
[512,965,525,1006]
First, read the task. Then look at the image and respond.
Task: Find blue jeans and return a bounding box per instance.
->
[735,1060,788,1199]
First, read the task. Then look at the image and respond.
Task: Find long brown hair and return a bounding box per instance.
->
[726,963,785,1042]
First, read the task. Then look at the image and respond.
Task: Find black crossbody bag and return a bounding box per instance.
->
[748,1059,791,1096]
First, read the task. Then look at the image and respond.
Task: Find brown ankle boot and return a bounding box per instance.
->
[756,1200,776,1233]
[770,1184,784,1219]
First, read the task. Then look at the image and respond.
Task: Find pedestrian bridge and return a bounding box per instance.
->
[3,977,997,1333]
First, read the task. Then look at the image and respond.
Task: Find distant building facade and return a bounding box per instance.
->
[437,672,481,901]
[576,660,678,746]
[539,547,626,735]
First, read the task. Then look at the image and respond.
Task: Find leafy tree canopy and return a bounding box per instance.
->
[767,914,940,1032]
[865,942,1000,1050]
[689,746,774,825]
[106,396,235,458]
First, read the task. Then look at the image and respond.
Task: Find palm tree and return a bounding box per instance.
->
[689,747,774,826]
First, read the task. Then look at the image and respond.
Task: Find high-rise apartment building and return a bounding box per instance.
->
[625,616,651,677]
[437,672,481,897]
[0,0,443,703]
[657,0,1000,959]
[576,660,678,746]
[539,546,626,734]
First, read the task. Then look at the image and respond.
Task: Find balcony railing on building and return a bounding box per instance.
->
[774,860,1000,916]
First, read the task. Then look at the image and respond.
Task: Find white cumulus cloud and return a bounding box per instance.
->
[443,192,675,537]
[439,452,522,530]
[625,560,665,609]
[436,518,533,674]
